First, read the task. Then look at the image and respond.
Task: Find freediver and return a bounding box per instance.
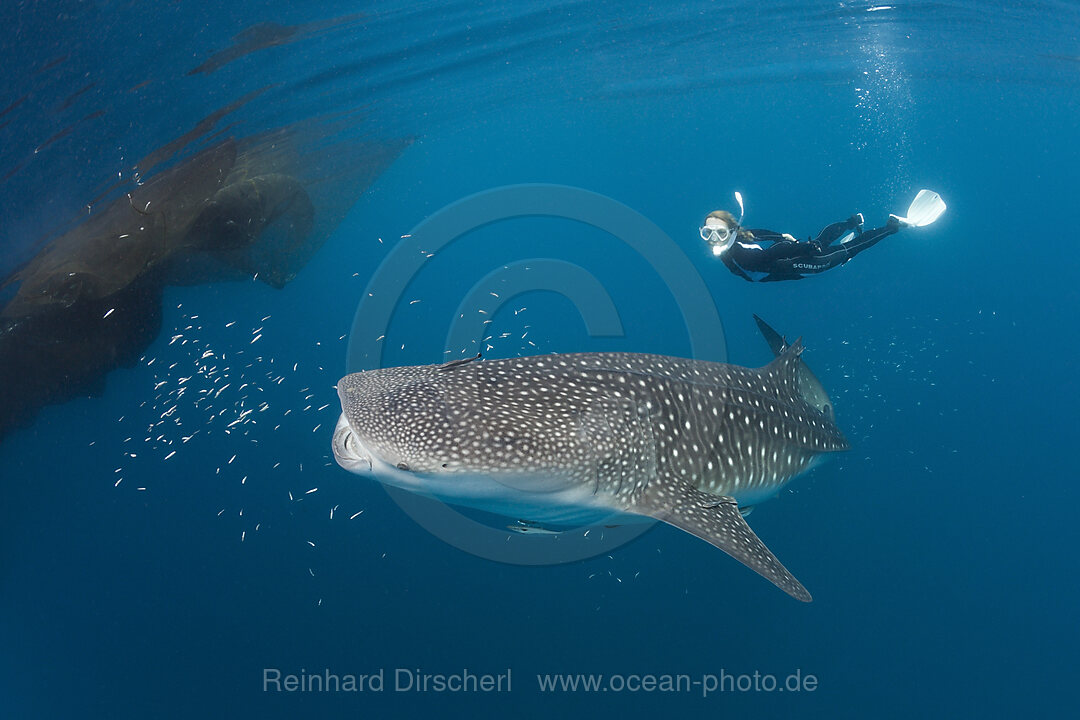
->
[701,190,946,282]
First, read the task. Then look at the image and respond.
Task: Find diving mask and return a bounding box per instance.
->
[700,219,735,255]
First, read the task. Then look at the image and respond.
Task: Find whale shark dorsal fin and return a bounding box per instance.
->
[753,313,790,356]
[760,337,805,401]
[755,316,835,419]
[635,481,812,602]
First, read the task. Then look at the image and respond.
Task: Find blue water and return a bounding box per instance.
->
[3,1,1079,717]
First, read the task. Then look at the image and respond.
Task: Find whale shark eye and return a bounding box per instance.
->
[396,462,410,471]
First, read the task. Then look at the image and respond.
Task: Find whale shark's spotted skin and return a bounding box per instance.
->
[334,323,849,601]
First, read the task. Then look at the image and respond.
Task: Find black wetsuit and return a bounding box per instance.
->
[720,217,898,282]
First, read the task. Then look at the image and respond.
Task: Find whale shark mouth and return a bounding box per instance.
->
[331,414,373,475]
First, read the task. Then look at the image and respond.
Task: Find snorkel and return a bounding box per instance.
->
[701,191,745,256]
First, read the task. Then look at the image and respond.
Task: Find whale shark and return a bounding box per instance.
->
[332,318,848,601]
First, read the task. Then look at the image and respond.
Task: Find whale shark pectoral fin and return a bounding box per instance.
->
[634,483,812,602]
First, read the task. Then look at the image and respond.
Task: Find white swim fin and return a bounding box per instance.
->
[889,189,946,227]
